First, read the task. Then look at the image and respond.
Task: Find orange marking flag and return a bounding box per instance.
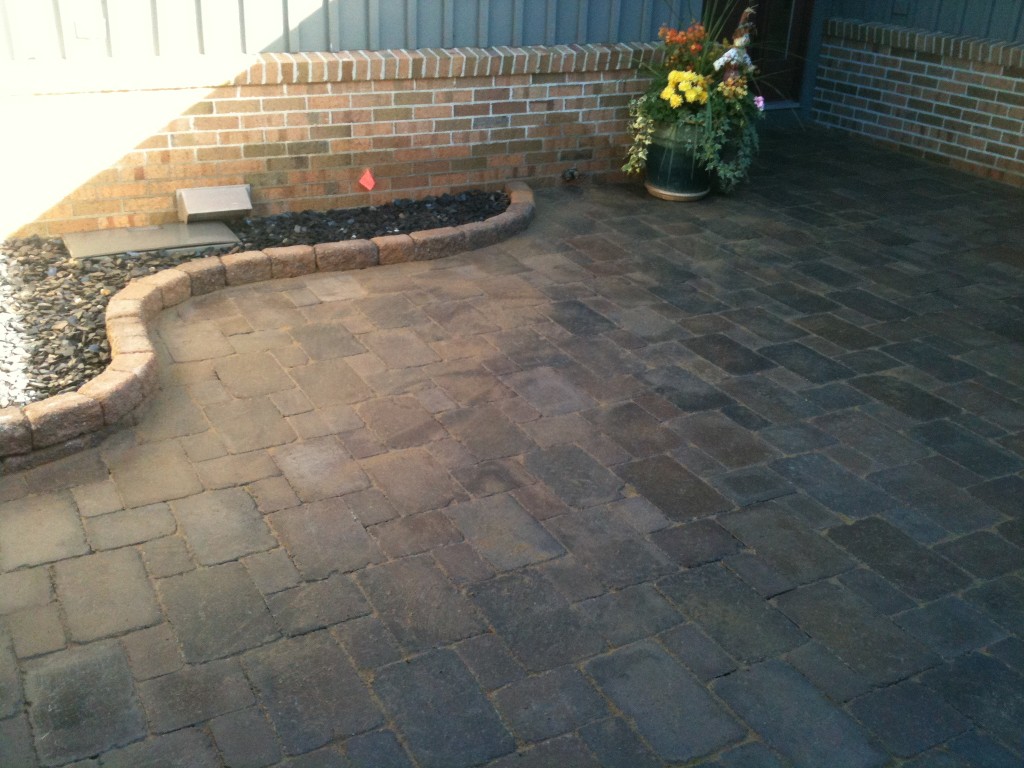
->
[358,169,376,191]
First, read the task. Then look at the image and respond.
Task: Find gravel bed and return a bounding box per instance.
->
[0,190,509,408]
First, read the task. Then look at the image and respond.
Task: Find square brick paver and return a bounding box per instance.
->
[24,642,146,765]
[244,630,382,755]
[373,649,513,768]
[0,492,87,574]
[55,548,161,642]
[158,563,278,662]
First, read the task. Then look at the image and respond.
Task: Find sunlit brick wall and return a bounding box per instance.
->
[813,20,1024,187]
[6,45,655,238]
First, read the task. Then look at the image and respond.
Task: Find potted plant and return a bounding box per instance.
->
[623,4,765,200]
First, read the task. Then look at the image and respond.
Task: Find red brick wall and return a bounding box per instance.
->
[12,45,656,238]
[813,20,1024,187]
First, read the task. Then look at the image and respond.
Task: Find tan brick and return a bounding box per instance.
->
[410,226,466,261]
[262,96,307,111]
[176,258,226,296]
[241,113,288,129]
[214,98,262,113]
[134,135,169,151]
[197,146,243,161]
[73,200,123,217]
[193,115,240,131]
[314,240,379,272]
[0,407,32,457]
[265,127,311,143]
[458,219,501,250]
[109,352,160,397]
[352,122,396,138]
[23,393,104,449]
[266,245,316,278]
[78,369,145,425]
[222,250,272,285]
[217,129,268,145]
[372,233,415,265]
[171,131,220,148]
[484,203,534,240]
[309,124,354,140]
[107,316,153,356]
[110,281,162,320]
[267,156,309,171]
[286,140,330,156]
[183,101,215,116]
[135,269,191,309]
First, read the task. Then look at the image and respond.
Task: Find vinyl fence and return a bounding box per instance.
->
[823,0,1024,43]
[1,0,706,59]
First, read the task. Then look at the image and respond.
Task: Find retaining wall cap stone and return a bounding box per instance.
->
[314,240,379,272]
[109,333,156,356]
[23,393,104,449]
[78,369,145,426]
[148,268,192,308]
[221,250,273,285]
[410,227,467,261]
[0,407,32,456]
[177,257,226,295]
[372,233,416,265]
[112,281,163,320]
[109,352,160,397]
[105,297,149,320]
[266,245,317,279]
[459,220,502,250]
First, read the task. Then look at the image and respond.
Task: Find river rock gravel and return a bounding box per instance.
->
[0,190,509,408]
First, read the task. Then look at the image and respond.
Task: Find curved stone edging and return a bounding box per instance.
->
[0,182,535,470]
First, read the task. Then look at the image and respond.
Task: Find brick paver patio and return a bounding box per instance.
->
[1,125,1023,767]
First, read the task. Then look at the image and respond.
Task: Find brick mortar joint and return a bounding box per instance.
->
[0,182,535,465]
[824,18,1024,67]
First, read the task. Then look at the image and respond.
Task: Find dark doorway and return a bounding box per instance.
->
[734,0,816,103]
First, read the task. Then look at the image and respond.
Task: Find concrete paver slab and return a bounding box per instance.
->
[63,222,238,259]
[3,127,1024,766]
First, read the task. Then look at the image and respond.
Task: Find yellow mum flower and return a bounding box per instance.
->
[659,69,709,108]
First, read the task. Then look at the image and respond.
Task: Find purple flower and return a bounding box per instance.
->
[754,96,765,111]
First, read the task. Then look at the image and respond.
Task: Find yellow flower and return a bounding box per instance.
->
[659,69,709,108]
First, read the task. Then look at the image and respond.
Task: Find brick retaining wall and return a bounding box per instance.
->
[813,19,1024,187]
[6,46,651,238]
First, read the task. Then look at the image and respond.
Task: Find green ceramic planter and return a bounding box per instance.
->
[644,123,711,201]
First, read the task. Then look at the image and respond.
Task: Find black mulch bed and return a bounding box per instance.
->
[0,190,509,408]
